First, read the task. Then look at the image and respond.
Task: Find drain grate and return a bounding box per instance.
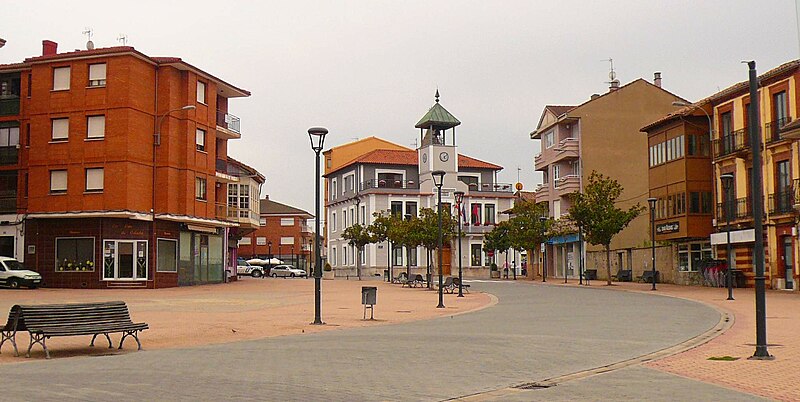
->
[513,382,553,390]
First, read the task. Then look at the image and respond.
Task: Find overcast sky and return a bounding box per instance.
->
[2,1,798,214]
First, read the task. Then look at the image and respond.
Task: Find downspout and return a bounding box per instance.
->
[151,63,159,288]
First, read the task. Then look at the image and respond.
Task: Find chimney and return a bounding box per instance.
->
[42,40,57,56]
[654,72,662,88]
[590,94,601,100]
[609,79,620,92]
[0,38,6,49]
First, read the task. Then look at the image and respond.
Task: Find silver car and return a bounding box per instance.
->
[269,265,307,278]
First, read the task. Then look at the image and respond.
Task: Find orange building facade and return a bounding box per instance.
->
[0,40,258,288]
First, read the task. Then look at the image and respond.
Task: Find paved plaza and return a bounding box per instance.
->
[0,280,771,401]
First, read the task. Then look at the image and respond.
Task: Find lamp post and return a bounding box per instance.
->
[291,245,295,268]
[355,196,362,280]
[307,126,328,325]
[155,105,196,146]
[647,197,657,291]
[720,173,735,300]
[454,191,465,297]
[267,240,272,277]
[432,170,446,309]
[578,224,584,285]
[540,216,547,282]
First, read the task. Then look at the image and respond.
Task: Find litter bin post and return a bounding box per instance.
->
[361,286,377,320]
[383,269,389,282]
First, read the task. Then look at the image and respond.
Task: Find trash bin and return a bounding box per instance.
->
[584,269,598,280]
[732,269,746,288]
[383,269,389,282]
[361,286,377,305]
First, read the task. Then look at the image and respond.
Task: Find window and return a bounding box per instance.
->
[378,172,403,188]
[102,240,148,280]
[471,244,482,266]
[85,168,104,192]
[51,118,69,141]
[773,91,788,123]
[544,131,555,148]
[280,237,294,245]
[331,212,336,231]
[342,208,347,228]
[343,246,348,265]
[53,66,70,90]
[390,201,403,216]
[687,135,697,156]
[349,208,354,226]
[50,170,67,193]
[331,179,337,200]
[678,242,712,272]
[0,125,19,148]
[239,237,252,245]
[552,165,560,180]
[470,203,482,225]
[197,81,206,104]
[156,239,177,273]
[87,115,105,139]
[55,237,94,271]
[392,246,403,266]
[256,237,267,246]
[409,247,417,266]
[195,177,207,200]
[331,247,337,266]
[361,205,366,225]
[343,175,354,193]
[360,246,367,265]
[281,218,294,226]
[238,184,249,218]
[689,192,701,214]
[259,218,266,226]
[553,199,561,219]
[196,129,205,151]
[405,201,417,218]
[0,74,20,99]
[485,204,496,225]
[88,63,106,87]
[701,192,712,214]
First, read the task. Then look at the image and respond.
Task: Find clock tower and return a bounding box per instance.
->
[416,90,460,193]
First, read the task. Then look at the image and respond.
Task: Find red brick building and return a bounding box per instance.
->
[0,40,259,288]
[237,197,313,270]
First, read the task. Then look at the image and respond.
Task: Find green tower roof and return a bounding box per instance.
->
[415,90,461,129]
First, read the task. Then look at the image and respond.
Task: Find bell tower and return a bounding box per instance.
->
[416,90,461,192]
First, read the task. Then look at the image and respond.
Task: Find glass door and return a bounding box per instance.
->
[118,242,134,279]
[103,240,148,280]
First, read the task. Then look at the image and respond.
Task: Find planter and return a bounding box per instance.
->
[490,270,500,279]
[323,270,334,280]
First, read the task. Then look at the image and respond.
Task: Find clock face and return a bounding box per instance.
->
[422,153,428,163]
[439,152,449,162]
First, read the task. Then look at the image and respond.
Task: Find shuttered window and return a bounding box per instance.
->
[85,168,104,191]
[87,115,105,138]
[50,170,67,193]
[52,118,69,141]
[88,64,106,87]
[53,67,70,90]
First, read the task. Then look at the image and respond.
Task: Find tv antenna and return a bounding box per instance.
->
[82,27,94,50]
[117,34,128,46]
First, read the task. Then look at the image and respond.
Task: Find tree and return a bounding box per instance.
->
[501,199,551,278]
[484,220,511,272]
[368,211,393,278]
[386,214,421,279]
[342,223,374,280]
[417,207,457,286]
[568,171,644,285]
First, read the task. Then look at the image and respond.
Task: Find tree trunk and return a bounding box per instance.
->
[357,246,362,280]
[605,244,612,286]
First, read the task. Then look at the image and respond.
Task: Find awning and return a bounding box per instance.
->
[185,224,219,234]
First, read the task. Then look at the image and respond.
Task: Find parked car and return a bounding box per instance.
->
[237,257,264,278]
[0,257,42,289]
[269,265,307,278]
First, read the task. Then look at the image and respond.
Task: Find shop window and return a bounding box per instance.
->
[55,237,94,271]
[157,239,177,272]
[471,244,482,266]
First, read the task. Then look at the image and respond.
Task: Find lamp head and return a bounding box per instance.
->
[720,173,734,188]
[454,191,465,204]
[539,216,547,222]
[671,101,692,107]
[181,105,196,111]
[647,197,657,209]
[307,127,329,152]
[432,170,446,188]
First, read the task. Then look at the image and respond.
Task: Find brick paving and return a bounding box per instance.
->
[538,278,798,402]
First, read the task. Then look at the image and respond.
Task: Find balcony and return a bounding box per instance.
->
[358,179,420,195]
[0,146,18,165]
[712,128,750,158]
[768,191,794,215]
[216,110,241,140]
[551,138,579,163]
[534,183,550,203]
[462,223,496,234]
[215,159,238,183]
[468,182,514,194]
[0,195,16,213]
[716,197,752,221]
[534,153,547,171]
[766,117,793,144]
[0,97,19,116]
[554,175,580,195]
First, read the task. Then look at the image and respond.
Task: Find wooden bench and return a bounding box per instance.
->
[638,271,660,284]
[614,270,632,282]
[0,301,148,359]
[437,277,455,293]
[453,277,470,293]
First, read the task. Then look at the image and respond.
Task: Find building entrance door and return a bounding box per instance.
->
[441,245,451,276]
[0,236,13,258]
[783,236,794,289]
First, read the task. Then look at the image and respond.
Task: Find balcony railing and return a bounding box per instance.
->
[0,196,16,213]
[468,182,514,193]
[0,147,18,165]
[716,197,752,221]
[554,174,580,190]
[359,179,420,190]
[216,110,241,134]
[766,117,793,144]
[0,97,20,116]
[712,128,749,158]
[768,191,794,215]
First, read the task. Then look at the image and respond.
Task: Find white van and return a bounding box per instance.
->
[0,257,42,289]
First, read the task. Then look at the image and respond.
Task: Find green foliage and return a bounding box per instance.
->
[484,220,511,254]
[568,171,644,248]
[368,211,392,243]
[417,207,457,251]
[324,262,332,272]
[504,199,551,252]
[342,223,374,250]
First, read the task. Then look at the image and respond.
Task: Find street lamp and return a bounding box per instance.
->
[720,174,735,300]
[291,245,295,268]
[578,224,584,285]
[355,196,362,280]
[540,216,547,282]
[647,197,657,291]
[404,213,413,282]
[308,126,328,325]
[155,105,195,146]
[454,191,465,297]
[432,170,446,309]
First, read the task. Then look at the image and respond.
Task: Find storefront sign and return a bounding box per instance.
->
[656,222,680,234]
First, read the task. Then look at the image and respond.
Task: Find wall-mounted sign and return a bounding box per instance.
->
[656,221,680,235]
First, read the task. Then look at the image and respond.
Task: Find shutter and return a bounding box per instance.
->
[86,168,104,191]
[88,64,107,81]
[52,118,69,140]
[53,67,71,90]
[50,170,67,192]
[87,115,105,138]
